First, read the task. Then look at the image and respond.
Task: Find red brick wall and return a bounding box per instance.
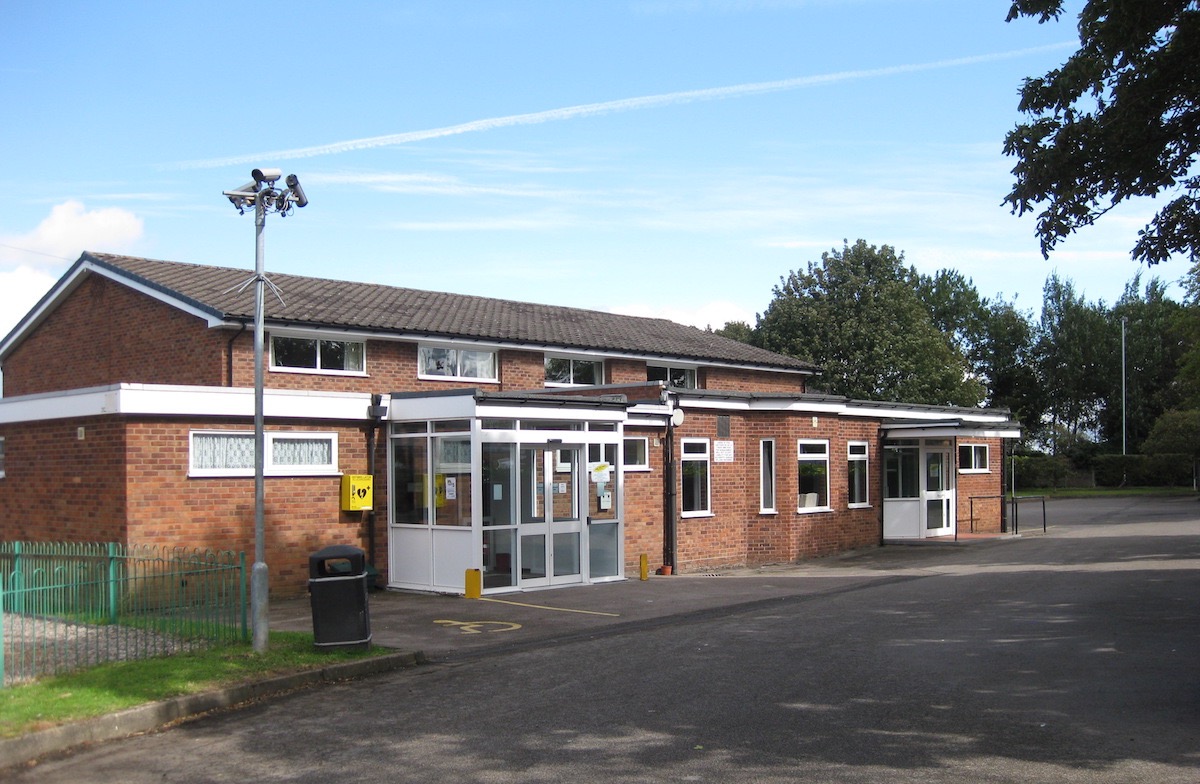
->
[621,426,667,570]
[631,411,883,573]
[3,276,228,396]
[704,367,808,393]
[123,418,382,596]
[956,437,1005,533]
[0,417,127,543]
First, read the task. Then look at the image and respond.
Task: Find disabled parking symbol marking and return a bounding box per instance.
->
[435,619,522,635]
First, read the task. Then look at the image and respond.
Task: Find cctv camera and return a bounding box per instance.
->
[251,167,282,185]
[285,174,308,208]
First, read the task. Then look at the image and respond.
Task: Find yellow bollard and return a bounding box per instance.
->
[465,568,482,598]
[639,553,649,581]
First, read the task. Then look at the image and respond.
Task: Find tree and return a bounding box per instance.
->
[976,298,1046,438]
[754,240,984,406]
[1098,274,1185,451]
[1034,273,1112,448]
[1141,409,1200,457]
[1004,1,1200,265]
[712,320,754,344]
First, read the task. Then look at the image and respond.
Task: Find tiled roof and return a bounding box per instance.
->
[83,253,816,372]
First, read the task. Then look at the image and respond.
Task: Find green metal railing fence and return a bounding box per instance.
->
[0,542,248,687]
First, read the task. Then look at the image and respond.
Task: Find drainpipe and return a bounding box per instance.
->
[365,393,388,575]
[877,430,886,546]
[662,393,679,573]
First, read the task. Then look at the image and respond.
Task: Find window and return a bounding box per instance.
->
[848,441,869,507]
[588,442,618,470]
[189,431,339,477]
[623,437,649,471]
[959,443,990,473]
[545,357,604,386]
[0,436,6,479]
[271,335,364,374]
[760,439,776,513]
[418,345,497,381]
[884,442,920,498]
[797,439,830,510]
[681,439,711,517]
[648,365,697,389]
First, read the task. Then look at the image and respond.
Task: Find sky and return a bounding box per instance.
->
[0,0,1183,358]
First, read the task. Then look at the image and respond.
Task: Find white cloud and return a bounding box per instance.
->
[0,265,57,339]
[0,200,143,268]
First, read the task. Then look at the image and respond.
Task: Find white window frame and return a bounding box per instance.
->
[417,343,499,383]
[623,437,650,472]
[269,332,367,376]
[760,439,776,514]
[848,441,870,508]
[544,355,605,387]
[958,443,990,473]
[680,438,712,518]
[0,435,6,479]
[797,438,831,513]
[189,430,340,478]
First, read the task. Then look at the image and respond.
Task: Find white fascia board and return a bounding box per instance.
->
[472,403,627,423]
[883,425,1022,439]
[0,384,373,424]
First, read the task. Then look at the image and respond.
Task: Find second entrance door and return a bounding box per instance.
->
[519,445,583,587]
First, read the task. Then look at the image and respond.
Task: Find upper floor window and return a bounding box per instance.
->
[271,335,365,374]
[189,431,339,478]
[958,443,990,473]
[418,345,497,382]
[648,365,697,389]
[545,357,604,386]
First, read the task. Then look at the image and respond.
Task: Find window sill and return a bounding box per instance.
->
[417,374,500,384]
[796,506,832,514]
[759,509,778,516]
[958,469,991,474]
[681,512,715,519]
[848,503,872,510]
[270,366,368,377]
[623,466,652,473]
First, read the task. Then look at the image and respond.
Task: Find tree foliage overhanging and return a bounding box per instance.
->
[1004,0,1200,264]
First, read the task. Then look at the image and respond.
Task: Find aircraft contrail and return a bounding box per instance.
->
[174,42,1071,170]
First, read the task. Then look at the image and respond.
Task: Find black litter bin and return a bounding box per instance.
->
[308,545,372,651]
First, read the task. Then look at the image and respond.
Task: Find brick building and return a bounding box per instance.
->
[0,253,1018,595]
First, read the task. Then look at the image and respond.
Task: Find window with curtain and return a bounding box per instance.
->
[189,431,339,477]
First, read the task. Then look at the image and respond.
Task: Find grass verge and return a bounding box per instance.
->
[0,631,393,739]
[1014,486,1196,498]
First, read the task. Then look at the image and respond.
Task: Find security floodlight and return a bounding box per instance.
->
[220,166,310,653]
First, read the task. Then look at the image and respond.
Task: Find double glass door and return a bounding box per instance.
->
[518,445,583,587]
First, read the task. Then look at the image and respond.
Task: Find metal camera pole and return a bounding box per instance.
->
[223,169,308,653]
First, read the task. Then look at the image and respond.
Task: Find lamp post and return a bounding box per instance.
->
[223,168,308,653]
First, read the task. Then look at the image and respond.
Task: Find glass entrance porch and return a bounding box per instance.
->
[386,391,627,594]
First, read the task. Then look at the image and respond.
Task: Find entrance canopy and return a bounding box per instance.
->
[385,389,630,594]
